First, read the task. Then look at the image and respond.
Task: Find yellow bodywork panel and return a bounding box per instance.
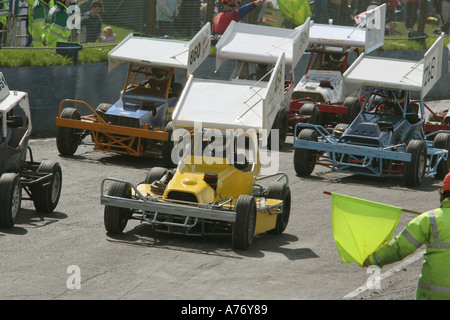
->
[254,198,282,235]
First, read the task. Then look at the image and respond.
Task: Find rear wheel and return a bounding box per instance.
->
[332,123,349,139]
[404,139,427,187]
[95,103,113,118]
[266,181,291,234]
[104,181,132,234]
[32,161,62,213]
[232,195,256,250]
[56,108,82,156]
[294,128,318,176]
[343,97,361,123]
[268,107,288,150]
[162,121,176,168]
[432,133,450,179]
[0,173,22,228]
[299,103,320,125]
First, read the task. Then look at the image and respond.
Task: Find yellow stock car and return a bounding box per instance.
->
[100,132,291,250]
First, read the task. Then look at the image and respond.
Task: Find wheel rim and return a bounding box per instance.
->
[51,171,62,203]
[418,148,426,179]
[11,183,21,220]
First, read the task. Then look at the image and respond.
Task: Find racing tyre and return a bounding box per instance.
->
[95,103,113,118]
[56,107,81,156]
[162,121,176,168]
[332,123,349,139]
[145,167,169,184]
[299,103,320,125]
[0,173,22,228]
[294,128,318,177]
[432,132,450,179]
[232,195,256,250]
[268,107,288,150]
[343,97,361,123]
[266,181,291,234]
[31,161,62,213]
[404,139,427,187]
[104,181,132,234]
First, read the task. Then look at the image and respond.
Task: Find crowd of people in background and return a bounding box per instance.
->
[0,0,115,47]
[0,0,448,47]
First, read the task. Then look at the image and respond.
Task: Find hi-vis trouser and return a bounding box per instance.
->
[369,203,450,300]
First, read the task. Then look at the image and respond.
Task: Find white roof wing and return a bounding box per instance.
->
[215,19,310,71]
[173,53,286,131]
[108,23,211,73]
[309,4,385,53]
[343,35,444,97]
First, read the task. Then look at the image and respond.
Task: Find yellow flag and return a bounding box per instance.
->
[277,0,312,26]
[331,192,402,267]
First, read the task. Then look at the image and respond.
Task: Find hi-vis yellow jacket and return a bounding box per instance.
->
[43,1,70,47]
[368,198,450,300]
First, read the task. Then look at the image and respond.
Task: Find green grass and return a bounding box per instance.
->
[0,8,448,67]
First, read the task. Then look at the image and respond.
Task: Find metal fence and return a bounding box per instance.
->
[0,0,448,48]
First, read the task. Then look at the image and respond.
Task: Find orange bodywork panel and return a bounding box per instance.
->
[55,99,169,156]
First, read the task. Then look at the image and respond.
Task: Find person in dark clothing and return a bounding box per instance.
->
[79,0,102,43]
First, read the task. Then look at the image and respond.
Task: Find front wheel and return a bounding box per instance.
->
[266,181,291,234]
[404,139,427,187]
[104,181,132,234]
[0,173,22,228]
[232,195,257,250]
[56,108,82,156]
[432,132,450,179]
[294,128,318,177]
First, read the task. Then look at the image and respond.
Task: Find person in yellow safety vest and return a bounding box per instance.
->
[364,173,450,300]
[43,0,72,47]
[25,0,34,47]
[0,1,8,26]
[30,0,54,46]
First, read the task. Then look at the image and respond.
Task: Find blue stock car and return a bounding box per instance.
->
[292,36,447,187]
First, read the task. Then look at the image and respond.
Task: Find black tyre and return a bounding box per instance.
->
[0,173,22,228]
[162,121,176,168]
[232,195,257,250]
[266,181,291,234]
[404,139,427,187]
[95,103,113,118]
[294,128,318,176]
[343,96,361,123]
[32,161,63,213]
[432,132,450,179]
[332,123,349,139]
[56,108,81,156]
[268,107,288,150]
[145,167,169,184]
[299,103,320,125]
[104,181,132,234]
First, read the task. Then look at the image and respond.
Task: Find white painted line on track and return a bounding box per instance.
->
[343,249,425,300]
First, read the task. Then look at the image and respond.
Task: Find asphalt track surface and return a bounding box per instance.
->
[0,100,448,303]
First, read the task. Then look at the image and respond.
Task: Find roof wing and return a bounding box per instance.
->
[215,19,309,72]
[108,23,211,73]
[309,4,385,53]
[343,35,444,97]
[172,53,286,131]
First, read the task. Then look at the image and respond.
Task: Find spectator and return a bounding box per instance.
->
[30,0,54,47]
[156,0,179,37]
[176,0,201,38]
[212,0,265,36]
[405,0,419,30]
[79,0,102,43]
[100,26,116,43]
[43,0,72,47]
